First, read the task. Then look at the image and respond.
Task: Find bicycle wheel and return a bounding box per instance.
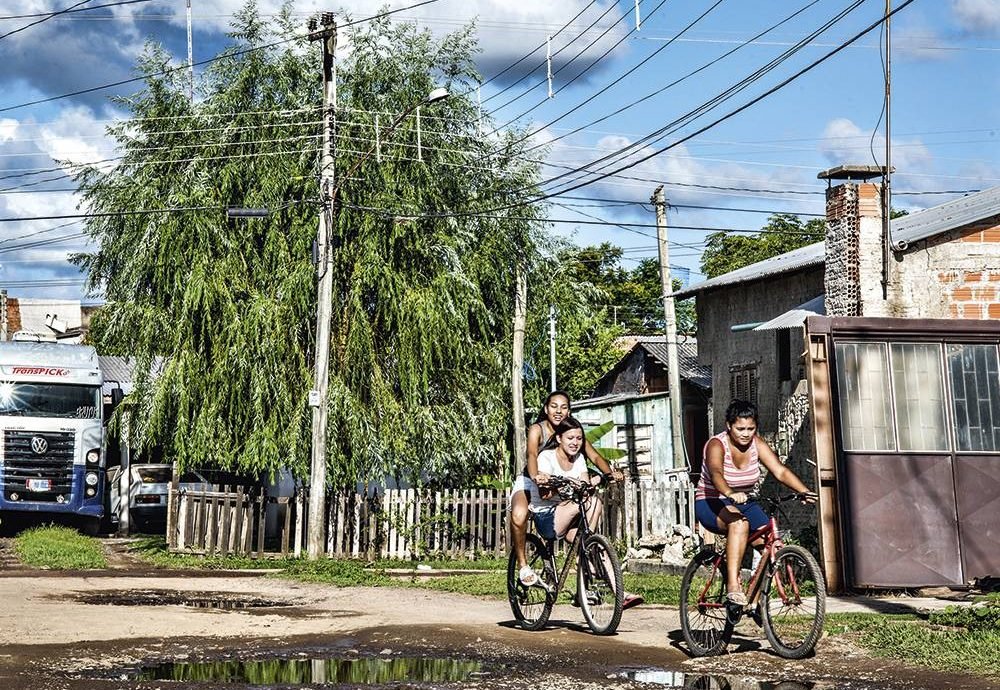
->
[679,548,733,656]
[507,533,556,631]
[761,544,826,659]
[577,533,623,635]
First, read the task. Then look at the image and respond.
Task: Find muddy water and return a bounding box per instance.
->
[133,656,482,684]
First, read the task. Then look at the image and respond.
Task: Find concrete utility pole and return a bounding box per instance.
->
[307,13,337,560]
[511,267,527,474]
[548,305,557,391]
[651,186,686,471]
[881,0,892,299]
[186,0,194,103]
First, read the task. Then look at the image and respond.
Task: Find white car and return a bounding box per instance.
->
[109,464,211,531]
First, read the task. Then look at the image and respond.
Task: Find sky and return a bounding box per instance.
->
[0,0,998,307]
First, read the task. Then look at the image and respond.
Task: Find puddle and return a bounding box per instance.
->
[131,656,482,684]
[611,669,815,689]
[75,589,291,609]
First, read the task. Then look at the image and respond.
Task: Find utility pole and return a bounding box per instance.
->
[881,0,892,299]
[511,266,527,475]
[307,13,337,560]
[186,0,194,103]
[651,186,686,471]
[548,305,557,391]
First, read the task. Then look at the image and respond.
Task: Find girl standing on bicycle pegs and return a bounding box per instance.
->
[695,399,816,607]
[510,398,642,609]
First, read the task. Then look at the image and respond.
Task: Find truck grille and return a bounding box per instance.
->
[1,431,76,503]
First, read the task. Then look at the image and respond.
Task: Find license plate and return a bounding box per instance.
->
[26,478,51,492]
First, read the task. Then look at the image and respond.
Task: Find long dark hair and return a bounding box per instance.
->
[534,389,571,423]
[541,415,584,452]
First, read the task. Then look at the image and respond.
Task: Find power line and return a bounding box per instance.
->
[0,0,151,21]
[0,0,100,42]
[0,0,444,115]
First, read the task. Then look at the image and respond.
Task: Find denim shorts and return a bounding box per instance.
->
[532,509,557,540]
[695,497,768,535]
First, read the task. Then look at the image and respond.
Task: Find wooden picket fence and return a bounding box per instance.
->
[168,482,697,559]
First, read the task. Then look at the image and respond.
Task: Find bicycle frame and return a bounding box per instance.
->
[543,481,599,596]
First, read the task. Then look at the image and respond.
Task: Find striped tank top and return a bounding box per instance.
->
[695,431,760,500]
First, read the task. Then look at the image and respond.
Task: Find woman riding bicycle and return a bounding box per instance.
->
[695,399,815,607]
[529,416,604,543]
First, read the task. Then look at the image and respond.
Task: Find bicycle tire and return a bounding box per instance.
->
[577,533,623,635]
[679,548,733,656]
[760,544,826,659]
[507,533,556,631]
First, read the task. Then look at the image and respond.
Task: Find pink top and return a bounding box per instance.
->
[695,431,760,500]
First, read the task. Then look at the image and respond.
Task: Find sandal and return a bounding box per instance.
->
[518,565,539,587]
[622,593,644,610]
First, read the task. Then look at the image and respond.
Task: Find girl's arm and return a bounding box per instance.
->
[757,437,814,499]
[526,423,544,482]
[705,438,742,502]
[583,438,624,480]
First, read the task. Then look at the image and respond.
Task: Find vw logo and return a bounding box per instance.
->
[30,436,48,455]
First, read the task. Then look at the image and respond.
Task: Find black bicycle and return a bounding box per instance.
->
[506,474,624,635]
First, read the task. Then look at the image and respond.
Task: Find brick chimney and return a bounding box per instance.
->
[819,165,887,317]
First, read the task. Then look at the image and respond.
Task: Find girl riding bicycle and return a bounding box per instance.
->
[695,399,815,607]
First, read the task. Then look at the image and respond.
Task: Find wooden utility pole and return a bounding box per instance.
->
[511,266,527,474]
[651,186,686,470]
[548,305,557,391]
[307,13,337,560]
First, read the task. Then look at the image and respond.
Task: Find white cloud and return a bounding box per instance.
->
[952,0,1000,34]
[819,117,932,184]
[0,120,18,143]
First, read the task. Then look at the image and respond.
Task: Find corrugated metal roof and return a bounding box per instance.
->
[673,241,824,298]
[630,336,712,390]
[674,186,1000,297]
[99,355,165,395]
[753,294,826,331]
[891,186,1000,248]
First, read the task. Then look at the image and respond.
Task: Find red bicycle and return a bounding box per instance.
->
[679,492,826,659]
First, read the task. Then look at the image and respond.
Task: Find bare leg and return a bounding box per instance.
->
[509,489,530,568]
[716,507,749,594]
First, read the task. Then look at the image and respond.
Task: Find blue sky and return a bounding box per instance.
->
[0,0,997,302]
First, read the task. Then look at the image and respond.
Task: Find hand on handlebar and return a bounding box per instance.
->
[798,490,818,505]
[727,491,748,505]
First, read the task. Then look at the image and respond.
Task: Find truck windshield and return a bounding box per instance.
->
[0,382,101,419]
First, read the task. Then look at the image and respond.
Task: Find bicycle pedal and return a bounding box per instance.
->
[725,601,744,625]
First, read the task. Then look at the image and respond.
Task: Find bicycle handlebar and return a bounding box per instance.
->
[541,474,611,500]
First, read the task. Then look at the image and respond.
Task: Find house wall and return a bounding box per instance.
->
[696,267,825,436]
[890,216,1000,319]
[572,394,677,483]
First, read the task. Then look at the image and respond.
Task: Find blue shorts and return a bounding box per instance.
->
[695,497,768,536]
[532,508,583,540]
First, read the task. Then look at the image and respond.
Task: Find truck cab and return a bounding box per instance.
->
[0,340,108,533]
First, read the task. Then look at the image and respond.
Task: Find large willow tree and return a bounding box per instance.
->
[77,2,545,489]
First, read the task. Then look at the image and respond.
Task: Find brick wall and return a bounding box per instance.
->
[889,217,1000,320]
[824,181,885,317]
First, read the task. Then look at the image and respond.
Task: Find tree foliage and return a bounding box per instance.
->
[76,2,545,489]
[699,214,826,279]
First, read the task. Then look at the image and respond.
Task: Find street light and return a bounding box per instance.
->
[305,75,450,558]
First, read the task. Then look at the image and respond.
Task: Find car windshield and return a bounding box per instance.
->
[0,382,101,419]
[136,467,172,483]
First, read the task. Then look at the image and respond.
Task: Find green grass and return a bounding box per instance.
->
[14,525,108,569]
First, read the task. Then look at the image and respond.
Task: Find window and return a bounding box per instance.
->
[947,344,1000,452]
[729,363,759,405]
[616,424,653,479]
[890,343,949,451]
[835,342,895,451]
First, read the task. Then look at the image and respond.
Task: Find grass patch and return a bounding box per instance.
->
[127,536,289,570]
[15,525,107,570]
[825,605,1000,679]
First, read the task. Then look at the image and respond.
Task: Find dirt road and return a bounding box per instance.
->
[0,557,993,690]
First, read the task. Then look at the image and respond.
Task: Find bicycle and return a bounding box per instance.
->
[506,474,624,635]
[679,492,826,659]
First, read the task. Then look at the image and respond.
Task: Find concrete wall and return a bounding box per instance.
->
[695,267,825,435]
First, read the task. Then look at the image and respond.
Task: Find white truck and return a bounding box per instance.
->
[0,341,110,533]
